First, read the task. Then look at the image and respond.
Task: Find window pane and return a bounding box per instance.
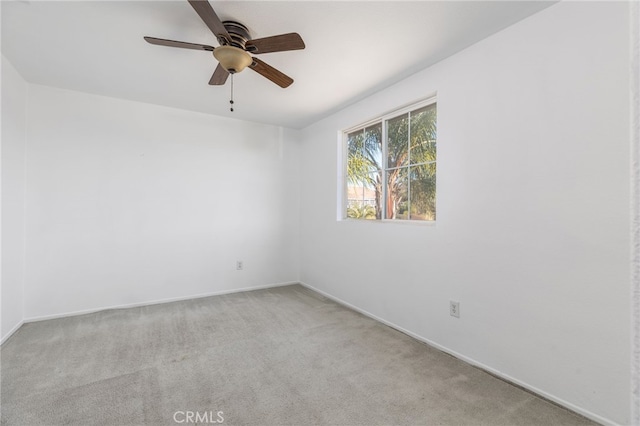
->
[366,170,382,220]
[346,179,367,219]
[346,171,380,220]
[386,167,408,220]
[387,113,409,169]
[347,179,364,204]
[364,123,382,173]
[346,130,365,185]
[410,104,437,165]
[347,130,363,154]
[409,163,436,221]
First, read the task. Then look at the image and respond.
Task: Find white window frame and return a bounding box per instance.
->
[341,95,437,223]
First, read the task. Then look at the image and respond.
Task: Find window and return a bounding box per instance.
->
[344,98,437,221]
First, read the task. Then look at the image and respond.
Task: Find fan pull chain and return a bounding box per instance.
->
[229,73,234,112]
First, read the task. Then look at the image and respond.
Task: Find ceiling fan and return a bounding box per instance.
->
[144,0,305,109]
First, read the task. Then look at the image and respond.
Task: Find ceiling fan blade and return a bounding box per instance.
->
[187,0,231,45]
[144,36,214,51]
[246,33,305,54]
[249,58,294,88]
[209,63,229,85]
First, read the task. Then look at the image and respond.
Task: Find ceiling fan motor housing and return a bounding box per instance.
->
[222,21,251,49]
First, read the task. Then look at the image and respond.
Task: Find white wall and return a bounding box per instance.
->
[1,55,27,342]
[299,2,631,424]
[24,85,299,320]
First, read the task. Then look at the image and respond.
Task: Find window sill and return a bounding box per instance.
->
[338,218,436,226]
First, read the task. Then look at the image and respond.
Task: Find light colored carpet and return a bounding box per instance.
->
[1,284,595,425]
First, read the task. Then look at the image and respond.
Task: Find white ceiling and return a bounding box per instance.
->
[2,1,555,129]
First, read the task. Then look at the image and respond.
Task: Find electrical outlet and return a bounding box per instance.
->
[450,301,460,318]
[236,261,243,271]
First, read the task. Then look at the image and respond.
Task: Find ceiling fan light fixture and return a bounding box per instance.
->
[213,46,253,74]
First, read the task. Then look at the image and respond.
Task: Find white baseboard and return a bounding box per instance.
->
[23,281,299,324]
[1,320,25,345]
[299,281,616,426]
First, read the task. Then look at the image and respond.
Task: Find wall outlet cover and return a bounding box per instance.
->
[450,301,460,318]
